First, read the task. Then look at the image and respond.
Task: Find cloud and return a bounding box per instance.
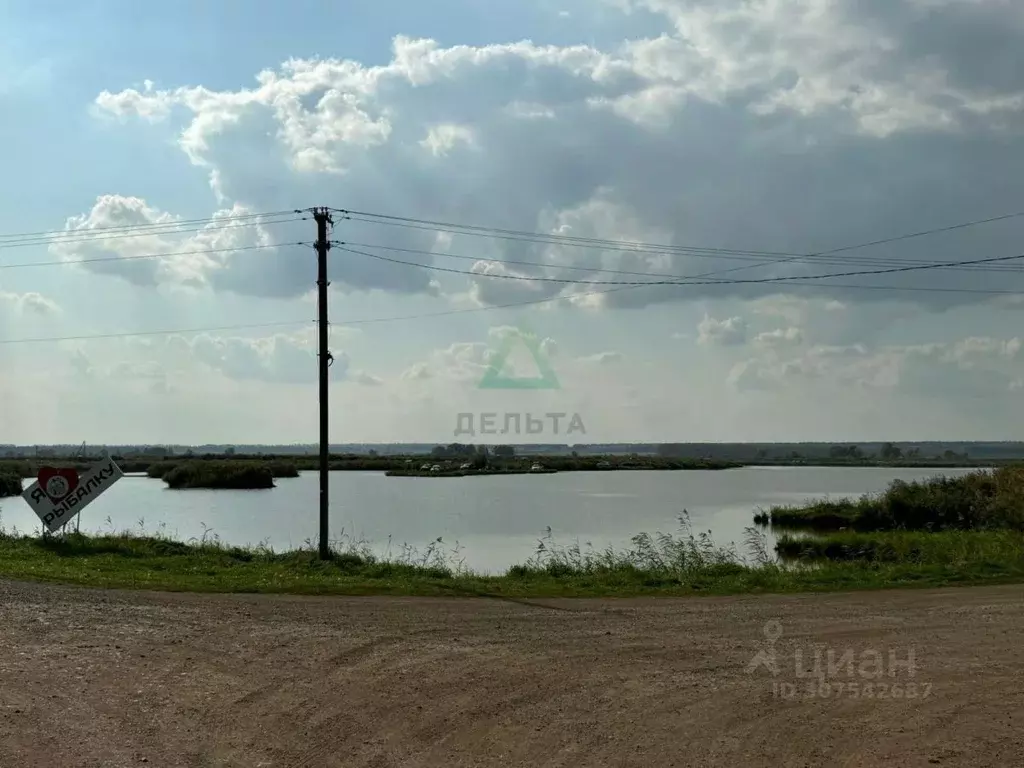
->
[620,0,1024,134]
[398,326,563,388]
[17,1,1024,445]
[350,370,384,386]
[420,123,476,156]
[729,336,1024,398]
[578,350,623,364]
[110,360,173,394]
[68,348,94,378]
[60,347,173,394]
[401,362,432,380]
[119,331,382,387]
[49,195,293,294]
[85,2,1024,313]
[0,290,60,316]
[172,332,322,384]
[754,326,803,347]
[698,314,747,346]
[748,294,902,347]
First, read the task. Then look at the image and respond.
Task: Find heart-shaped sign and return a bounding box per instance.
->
[37,467,79,503]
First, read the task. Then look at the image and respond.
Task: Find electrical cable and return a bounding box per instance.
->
[0,242,309,271]
[335,243,1024,288]
[0,320,315,346]
[3,277,1022,346]
[0,215,307,252]
[332,206,1024,270]
[336,239,1024,276]
[0,209,303,243]
[7,205,1024,346]
[336,212,1023,276]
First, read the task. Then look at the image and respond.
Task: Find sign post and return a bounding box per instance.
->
[21,456,124,534]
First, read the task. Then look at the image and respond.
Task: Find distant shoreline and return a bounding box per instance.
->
[1,454,1002,482]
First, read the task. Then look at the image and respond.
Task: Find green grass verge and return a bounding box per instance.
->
[1,523,1023,597]
[775,529,1024,564]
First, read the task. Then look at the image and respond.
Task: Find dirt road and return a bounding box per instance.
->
[1,580,1022,767]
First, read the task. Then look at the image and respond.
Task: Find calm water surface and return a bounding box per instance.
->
[0,467,981,573]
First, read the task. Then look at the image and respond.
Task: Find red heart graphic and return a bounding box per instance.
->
[37,467,79,503]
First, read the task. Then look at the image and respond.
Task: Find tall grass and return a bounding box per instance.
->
[507,512,773,580]
[148,459,298,482]
[776,529,1024,564]
[0,514,1022,596]
[161,461,275,490]
[0,472,21,497]
[758,466,1024,532]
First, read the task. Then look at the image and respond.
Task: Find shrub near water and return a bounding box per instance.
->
[146,461,178,480]
[761,466,1024,532]
[161,461,276,490]
[0,472,22,497]
[265,460,300,478]
[776,530,1024,564]
[150,459,298,483]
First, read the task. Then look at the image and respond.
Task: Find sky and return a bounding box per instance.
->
[3,0,1024,445]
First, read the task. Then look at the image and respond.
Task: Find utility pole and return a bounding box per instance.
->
[314,207,333,560]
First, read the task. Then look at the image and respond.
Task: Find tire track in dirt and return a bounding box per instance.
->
[1,580,1022,767]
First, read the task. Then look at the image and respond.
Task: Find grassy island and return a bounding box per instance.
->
[158,461,277,490]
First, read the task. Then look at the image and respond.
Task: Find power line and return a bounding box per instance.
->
[332,205,1024,266]
[336,243,1024,288]
[2,277,1022,347]
[0,209,303,243]
[0,320,315,346]
[0,214,307,252]
[339,212,804,259]
[341,211,837,278]
[0,242,309,271]
[336,211,1020,278]
[336,239,1024,276]
[333,207,800,255]
[331,276,1024,328]
[7,205,1023,347]
[331,282,1024,327]
[680,208,1024,282]
[821,210,1024,256]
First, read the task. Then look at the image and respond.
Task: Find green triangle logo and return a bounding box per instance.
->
[479,331,560,390]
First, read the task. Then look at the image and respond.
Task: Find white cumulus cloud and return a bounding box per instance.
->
[84,1,1024,314]
[698,314,747,346]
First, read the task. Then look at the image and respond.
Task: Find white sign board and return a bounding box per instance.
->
[22,456,124,533]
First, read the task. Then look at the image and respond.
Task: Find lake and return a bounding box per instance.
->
[0,467,982,573]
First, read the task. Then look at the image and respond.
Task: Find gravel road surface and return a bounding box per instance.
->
[1,580,1021,767]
